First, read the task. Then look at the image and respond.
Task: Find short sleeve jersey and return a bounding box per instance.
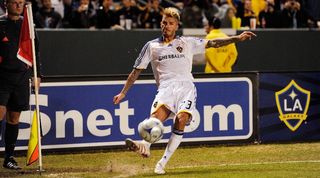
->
[133,36,206,86]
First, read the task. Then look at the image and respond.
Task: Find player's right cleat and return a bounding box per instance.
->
[3,156,21,170]
[154,162,166,175]
[125,138,150,158]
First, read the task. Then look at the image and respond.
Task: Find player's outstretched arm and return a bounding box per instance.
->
[206,31,256,48]
[113,68,143,104]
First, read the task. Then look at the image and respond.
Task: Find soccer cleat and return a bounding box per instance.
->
[3,157,21,170]
[154,162,165,175]
[125,138,150,158]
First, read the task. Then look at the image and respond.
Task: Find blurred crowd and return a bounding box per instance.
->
[0,0,319,29]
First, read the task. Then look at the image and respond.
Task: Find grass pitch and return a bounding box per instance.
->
[1,142,320,177]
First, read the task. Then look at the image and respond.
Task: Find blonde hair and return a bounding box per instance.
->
[163,7,180,21]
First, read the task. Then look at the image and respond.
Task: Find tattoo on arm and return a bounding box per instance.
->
[206,36,239,48]
[121,69,142,95]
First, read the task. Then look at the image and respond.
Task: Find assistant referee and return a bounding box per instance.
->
[0,0,41,170]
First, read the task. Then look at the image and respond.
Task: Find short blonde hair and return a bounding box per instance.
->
[163,7,180,21]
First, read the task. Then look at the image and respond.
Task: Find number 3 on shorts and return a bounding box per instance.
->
[180,100,192,110]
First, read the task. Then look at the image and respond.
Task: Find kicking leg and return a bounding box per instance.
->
[125,105,170,158]
[155,112,190,174]
[125,138,152,158]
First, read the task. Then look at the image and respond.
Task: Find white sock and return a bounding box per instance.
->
[158,131,183,167]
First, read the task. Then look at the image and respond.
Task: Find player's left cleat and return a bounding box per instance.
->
[125,138,150,158]
[154,162,165,175]
[3,156,21,170]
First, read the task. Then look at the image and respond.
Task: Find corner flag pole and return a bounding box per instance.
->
[25,4,43,173]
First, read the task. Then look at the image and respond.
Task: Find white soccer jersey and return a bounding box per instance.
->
[134,36,207,87]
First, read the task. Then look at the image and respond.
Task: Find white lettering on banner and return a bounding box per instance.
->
[114,101,134,135]
[56,110,83,138]
[284,99,303,112]
[18,94,51,140]
[18,95,245,141]
[87,109,113,136]
[204,104,243,131]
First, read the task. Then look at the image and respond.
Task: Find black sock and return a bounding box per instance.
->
[4,123,19,159]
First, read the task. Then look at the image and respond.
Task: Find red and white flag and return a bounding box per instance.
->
[17,4,35,66]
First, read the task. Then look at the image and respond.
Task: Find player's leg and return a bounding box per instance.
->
[0,80,10,138]
[155,81,196,174]
[0,81,22,170]
[0,107,21,170]
[3,82,29,170]
[3,111,21,169]
[0,106,6,141]
[125,105,171,158]
[154,112,190,174]
[0,106,5,128]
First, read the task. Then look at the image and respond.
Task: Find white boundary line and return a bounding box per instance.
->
[170,160,320,170]
[217,160,320,166]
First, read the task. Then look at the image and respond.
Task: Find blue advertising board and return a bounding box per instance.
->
[0,77,254,151]
[259,72,320,142]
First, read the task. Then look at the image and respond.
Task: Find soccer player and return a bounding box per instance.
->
[113,7,256,174]
[0,0,42,170]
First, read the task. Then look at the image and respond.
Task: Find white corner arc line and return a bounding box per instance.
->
[169,160,320,170]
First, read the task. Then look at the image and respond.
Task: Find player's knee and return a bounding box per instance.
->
[6,112,20,125]
[174,112,191,130]
[151,105,171,122]
[176,112,190,124]
[6,118,19,125]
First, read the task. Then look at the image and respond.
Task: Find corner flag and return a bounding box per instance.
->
[19,4,44,172]
[26,111,39,166]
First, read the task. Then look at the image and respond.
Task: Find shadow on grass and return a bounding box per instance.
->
[0,166,115,177]
[0,169,39,177]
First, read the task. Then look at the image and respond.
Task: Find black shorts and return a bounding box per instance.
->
[0,78,30,112]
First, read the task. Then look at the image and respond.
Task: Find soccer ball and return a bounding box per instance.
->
[138,118,164,143]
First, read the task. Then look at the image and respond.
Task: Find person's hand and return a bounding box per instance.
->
[238,31,257,41]
[111,24,125,30]
[113,93,125,104]
[32,77,41,92]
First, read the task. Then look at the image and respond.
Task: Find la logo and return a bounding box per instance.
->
[283,98,302,112]
[275,80,311,131]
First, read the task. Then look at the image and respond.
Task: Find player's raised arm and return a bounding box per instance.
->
[113,68,143,104]
[206,31,256,48]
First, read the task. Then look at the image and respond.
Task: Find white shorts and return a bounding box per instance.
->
[150,81,197,120]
